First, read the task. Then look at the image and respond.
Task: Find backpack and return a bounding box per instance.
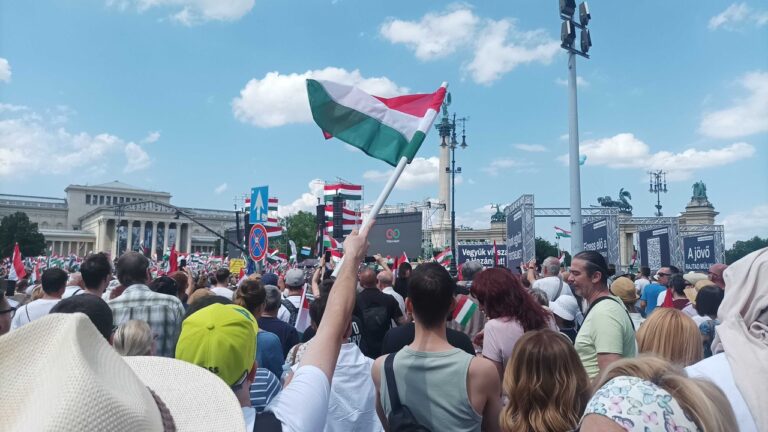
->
[384,352,432,432]
[281,298,299,326]
[252,410,282,431]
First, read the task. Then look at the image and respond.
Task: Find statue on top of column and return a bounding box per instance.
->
[441,92,451,117]
[692,181,707,200]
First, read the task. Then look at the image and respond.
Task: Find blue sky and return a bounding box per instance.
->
[1,1,766,247]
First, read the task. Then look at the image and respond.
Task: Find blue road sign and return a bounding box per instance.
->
[249,224,268,261]
[250,185,269,224]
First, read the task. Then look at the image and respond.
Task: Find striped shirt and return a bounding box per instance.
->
[249,368,282,412]
[108,284,185,358]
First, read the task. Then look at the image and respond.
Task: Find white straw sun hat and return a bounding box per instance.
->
[0,313,245,432]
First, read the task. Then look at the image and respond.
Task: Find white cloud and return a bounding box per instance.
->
[466,19,560,85]
[0,106,152,177]
[481,158,534,176]
[107,0,255,25]
[379,8,479,60]
[0,58,11,83]
[214,182,228,195]
[513,143,548,152]
[558,133,756,180]
[141,130,160,144]
[699,71,768,139]
[363,156,440,190]
[708,3,768,30]
[721,204,768,247]
[233,67,407,128]
[124,142,151,172]
[555,76,589,87]
[277,179,325,217]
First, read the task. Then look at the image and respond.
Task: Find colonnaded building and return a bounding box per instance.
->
[0,181,236,257]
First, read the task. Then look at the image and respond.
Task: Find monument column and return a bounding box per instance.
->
[150,221,158,258]
[163,222,170,252]
[185,224,192,253]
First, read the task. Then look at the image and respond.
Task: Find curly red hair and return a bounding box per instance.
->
[471,268,550,331]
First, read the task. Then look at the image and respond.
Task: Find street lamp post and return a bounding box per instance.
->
[560,0,592,256]
[440,114,467,277]
[648,170,668,216]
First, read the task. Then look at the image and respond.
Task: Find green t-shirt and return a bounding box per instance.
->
[575,295,637,378]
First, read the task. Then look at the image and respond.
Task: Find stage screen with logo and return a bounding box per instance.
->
[368,212,423,259]
[638,227,671,271]
[457,244,506,268]
[507,210,524,271]
[582,219,609,260]
[683,235,716,272]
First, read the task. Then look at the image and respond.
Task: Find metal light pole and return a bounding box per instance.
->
[437,111,467,277]
[560,0,592,256]
[648,170,668,216]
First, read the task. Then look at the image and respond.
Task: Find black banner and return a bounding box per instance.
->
[368,212,423,258]
[638,227,671,271]
[457,244,506,268]
[582,219,608,260]
[683,235,716,272]
[506,210,524,271]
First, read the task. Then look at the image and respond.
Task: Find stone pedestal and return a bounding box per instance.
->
[680,197,718,225]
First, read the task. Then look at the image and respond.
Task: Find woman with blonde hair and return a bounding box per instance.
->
[580,355,738,431]
[500,329,590,432]
[636,308,703,366]
[113,320,154,356]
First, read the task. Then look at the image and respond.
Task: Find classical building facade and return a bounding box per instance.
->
[0,181,236,256]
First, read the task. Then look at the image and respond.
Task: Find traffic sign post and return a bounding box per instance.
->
[250,185,269,224]
[249,224,268,262]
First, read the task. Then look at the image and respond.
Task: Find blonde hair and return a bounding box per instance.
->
[113,320,153,356]
[500,329,591,432]
[594,355,738,432]
[637,308,703,366]
[186,288,214,306]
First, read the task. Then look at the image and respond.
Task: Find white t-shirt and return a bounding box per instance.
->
[686,353,758,432]
[11,298,61,330]
[634,277,650,295]
[382,286,406,317]
[210,286,234,300]
[278,295,302,323]
[532,276,573,301]
[63,286,85,298]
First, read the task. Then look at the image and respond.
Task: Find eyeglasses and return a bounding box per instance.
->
[656,272,671,278]
[0,306,17,319]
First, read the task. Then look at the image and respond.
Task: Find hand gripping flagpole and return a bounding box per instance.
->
[332,81,448,277]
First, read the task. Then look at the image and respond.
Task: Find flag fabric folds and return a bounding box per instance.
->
[554,226,572,239]
[323,184,363,202]
[9,243,26,281]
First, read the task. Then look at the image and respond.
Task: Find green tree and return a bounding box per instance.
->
[0,212,46,258]
[282,211,317,255]
[725,236,768,264]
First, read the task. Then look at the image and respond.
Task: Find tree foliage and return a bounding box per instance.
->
[0,212,46,258]
[725,236,768,264]
[534,237,570,266]
[282,211,317,254]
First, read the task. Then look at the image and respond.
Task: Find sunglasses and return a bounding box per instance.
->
[0,306,17,319]
[656,272,671,277]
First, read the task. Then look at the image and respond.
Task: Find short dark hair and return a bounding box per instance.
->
[640,266,651,277]
[398,262,412,278]
[573,251,609,284]
[116,252,149,286]
[50,295,113,340]
[408,262,455,328]
[695,285,724,317]
[669,274,687,295]
[185,295,232,320]
[607,263,616,277]
[41,268,68,294]
[668,265,681,274]
[309,294,328,326]
[148,276,179,297]
[215,268,231,284]
[80,253,112,290]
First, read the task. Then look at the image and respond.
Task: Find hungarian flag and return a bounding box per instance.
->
[323,183,363,202]
[323,233,342,250]
[401,251,409,264]
[307,79,447,167]
[435,247,453,267]
[8,243,26,281]
[554,226,571,239]
[265,217,280,227]
[323,205,362,221]
[169,244,178,273]
[268,197,278,212]
[294,287,312,333]
[266,226,284,238]
[453,295,478,326]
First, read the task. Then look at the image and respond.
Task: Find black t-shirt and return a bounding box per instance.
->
[354,288,404,358]
[380,322,476,356]
[301,315,366,353]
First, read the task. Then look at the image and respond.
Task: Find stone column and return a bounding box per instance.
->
[150,221,158,259]
[185,224,192,253]
[163,222,170,252]
[140,221,146,253]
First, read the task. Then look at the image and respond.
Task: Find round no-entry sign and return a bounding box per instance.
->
[249,224,268,262]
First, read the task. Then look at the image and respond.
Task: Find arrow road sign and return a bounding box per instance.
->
[250,185,269,224]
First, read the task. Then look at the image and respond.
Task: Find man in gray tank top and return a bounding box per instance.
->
[371,263,502,432]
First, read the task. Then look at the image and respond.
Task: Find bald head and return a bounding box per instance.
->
[708,263,728,289]
[359,268,377,289]
[377,271,393,289]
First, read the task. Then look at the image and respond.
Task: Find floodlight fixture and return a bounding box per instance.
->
[579,2,591,26]
[580,28,592,53]
[560,0,576,17]
[561,20,576,48]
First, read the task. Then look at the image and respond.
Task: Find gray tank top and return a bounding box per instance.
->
[380,346,482,432]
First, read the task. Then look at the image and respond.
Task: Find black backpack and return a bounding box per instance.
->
[384,353,432,432]
[281,298,299,326]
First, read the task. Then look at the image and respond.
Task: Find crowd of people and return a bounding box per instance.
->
[0,225,765,431]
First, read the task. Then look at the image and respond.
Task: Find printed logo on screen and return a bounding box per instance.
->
[385,228,401,243]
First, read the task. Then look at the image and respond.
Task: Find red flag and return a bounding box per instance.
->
[169,244,178,273]
[493,240,498,266]
[9,243,26,280]
[401,251,409,264]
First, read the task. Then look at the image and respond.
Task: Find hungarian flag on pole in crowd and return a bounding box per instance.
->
[558,251,567,265]
[401,251,409,264]
[554,226,571,239]
[8,243,26,281]
[323,184,363,202]
[435,247,453,267]
[307,79,447,167]
[323,232,342,250]
[169,244,178,273]
[294,288,312,333]
[453,295,478,326]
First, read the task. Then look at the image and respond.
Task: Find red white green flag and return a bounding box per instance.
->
[9,243,26,281]
[323,184,363,202]
[307,79,447,167]
[268,197,278,212]
[435,247,453,267]
[554,226,571,239]
[324,205,362,221]
[453,295,478,326]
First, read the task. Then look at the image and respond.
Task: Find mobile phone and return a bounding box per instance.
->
[364,256,377,264]
[324,251,332,262]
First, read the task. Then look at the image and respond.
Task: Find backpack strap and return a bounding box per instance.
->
[384,352,403,411]
[585,295,635,331]
[553,277,564,302]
